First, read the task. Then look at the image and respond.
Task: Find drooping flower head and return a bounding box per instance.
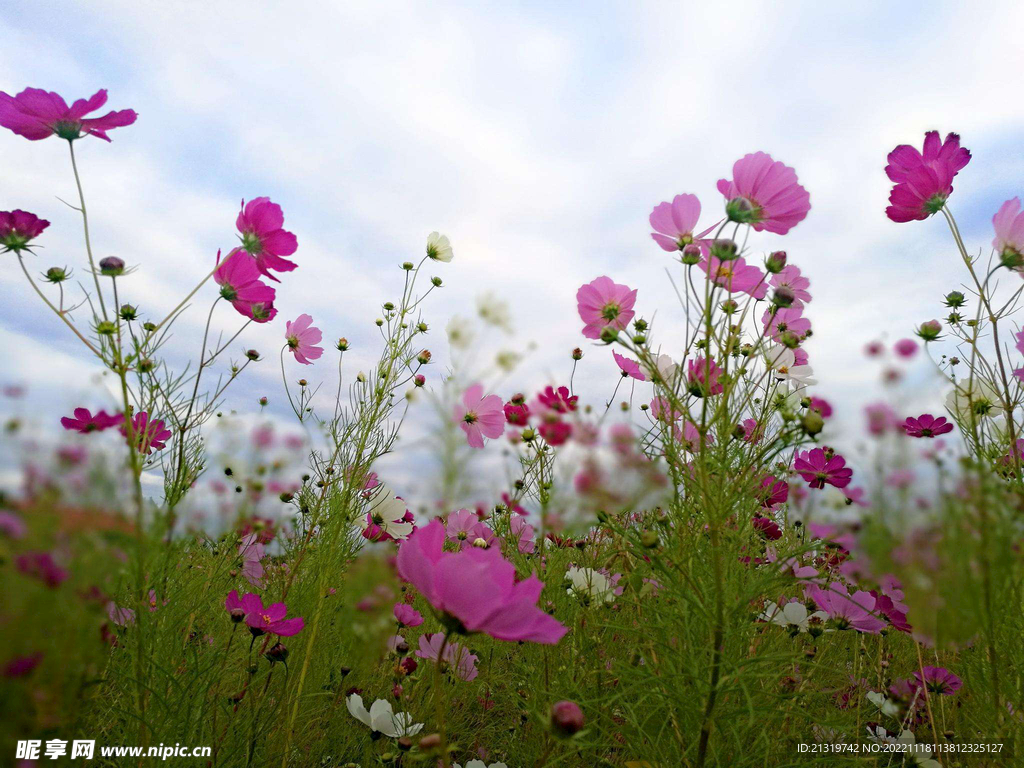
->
[699,254,768,299]
[214,249,278,323]
[0,210,50,254]
[613,351,646,381]
[284,314,323,365]
[993,197,1024,265]
[0,88,137,142]
[236,197,298,281]
[395,519,568,644]
[649,193,715,251]
[121,412,172,455]
[455,383,505,449]
[885,131,971,222]
[717,152,811,234]
[576,276,637,340]
[60,407,122,433]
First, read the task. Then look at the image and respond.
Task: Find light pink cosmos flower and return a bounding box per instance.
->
[214,249,278,323]
[0,87,137,142]
[236,197,298,281]
[0,210,50,254]
[445,509,479,544]
[806,582,887,634]
[509,515,536,554]
[699,254,768,299]
[284,314,323,365]
[717,152,811,235]
[993,197,1024,259]
[393,603,423,628]
[649,193,716,251]
[762,306,810,342]
[60,408,122,433]
[885,131,970,223]
[121,412,172,455]
[455,384,504,449]
[612,351,646,381]
[576,276,638,340]
[396,519,567,644]
[769,265,811,306]
[414,632,479,681]
[0,511,27,539]
[238,533,265,587]
[107,602,136,627]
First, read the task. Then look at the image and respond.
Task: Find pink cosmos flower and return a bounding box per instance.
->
[121,412,171,454]
[0,511,27,539]
[107,602,136,627]
[3,652,43,678]
[509,515,536,554]
[893,338,918,358]
[537,385,578,414]
[865,402,899,436]
[676,420,713,452]
[794,447,853,489]
[0,88,137,142]
[649,193,715,251]
[717,152,811,235]
[504,398,530,426]
[16,551,69,588]
[396,519,567,644]
[60,407,122,433]
[885,131,971,222]
[393,603,423,628]
[759,475,789,508]
[740,418,763,443]
[913,666,962,695]
[808,397,832,419]
[993,197,1024,259]
[238,533,265,587]
[752,516,782,540]
[415,632,479,682]
[445,509,479,544]
[806,582,887,633]
[650,396,683,423]
[762,306,811,342]
[284,314,323,365]
[686,356,724,397]
[214,249,278,323]
[902,414,954,438]
[613,351,646,381]
[538,416,572,446]
[576,276,637,340]
[769,265,811,306]
[0,210,50,253]
[236,197,298,281]
[455,384,504,449]
[698,254,769,299]
[237,593,305,637]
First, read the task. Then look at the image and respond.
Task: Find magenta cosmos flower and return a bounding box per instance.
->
[537,385,577,413]
[699,254,768,299]
[396,519,568,644]
[902,414,953,438]
[717,152,810,235]
[913,666,962,695]
[284,314,323,365]
[576,276,637,340]
[649,193,715,251]
[806,582,887,633]
[794,447,853,489]
[885,131,971,223]
[455,383,504,449]
[60,407,122,433]
[686,355,724,397]
[214,249,278,323]
[393,603,423,628]
[226,591,305,637]
[236,197,298,282]
[993,197,1024,260]
[0,210,50,254]
[613,351,646,381]
[0,88,136,142]
[121,412,171,454]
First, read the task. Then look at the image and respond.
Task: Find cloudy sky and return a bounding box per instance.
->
[3,1,1024,494]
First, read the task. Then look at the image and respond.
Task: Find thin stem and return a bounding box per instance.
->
[68,140,107,320]
[18,256,104,358]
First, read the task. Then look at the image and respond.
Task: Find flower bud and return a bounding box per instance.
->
[414,374,425,387]
[801,410,825,436]
[681,243,702,265]
[641,530,659,548]
[944,291,965,308]
[417,321,428,333]
[229,608,245,623]
[96,320,117,336]
[1001,247,1024,270]
[418,733,442,750]
[44,266,69,283]
[245,349,261,361]
[265,642,289,663]
[417,350,432,365]
[335,338,349,352]
[599,326,619,343]
[571,347,583,360]
[138,358,155,373]
[710,238,739,261]
[771,286,795,308]
[375,318,384,327]
[298,379,308,387]
[383,302,395,311]
[916,320,942,341]
[99,256,125,276]
[259,396,268,406]
[633,318,648,332]
[401,261,414,271]
[765,251,787,273]
[550,700,584,737]
[720,299,739,314]
[143,321,157,332]
[430,276,442,287]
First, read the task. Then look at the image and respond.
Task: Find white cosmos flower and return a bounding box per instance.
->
[360,488,413,541]
[426,231,453,262]
[566,566,615,605]
[446,316,475,349]
[945,378,999,421]
[764,344,795,371]
[477,291,513,332]
[647,353,678,383]
[760,601,828,633]
[866,691,900,718]
[346,694,423,738]
[865,728,939,768]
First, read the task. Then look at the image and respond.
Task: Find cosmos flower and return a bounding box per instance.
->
[426,231,453,262]
[395,519,567,644]
[717,152,811,234]
[576,276,637,340]
[455,384,505,449]
[769,265,811,306]
[762,306,811,342]
[806,582,887,634]
[414,632,479,681]
[0,210,49,254]
[0,87,137,142]
[686,356,723,397]
[235,593,305,637]
[537,385,578,414]
[699,254,769,299]
[393,603,423,628]
[913,666,962,695]
[346,694,423,738]
[284,314,324,365]
[236,197,298,281]
[993,197,1024,261]
[565,566,619,605]
[360,489,414,541]
[902,414,954,438]
[760,600,828,633]
[794,448,853,489]
[613,351,646,381]
[649,193,715,251]
[445,509,479,544]
[60,407,122,433]
[214,249,278,323]
[16,551,69,588]
[121,412,172,454]
[885,131,970,223]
